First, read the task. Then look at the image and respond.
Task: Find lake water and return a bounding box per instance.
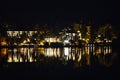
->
[0,44,118,67]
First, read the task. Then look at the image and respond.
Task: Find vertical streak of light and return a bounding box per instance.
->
[64,47,69,56]
[93,46,95,55]
[77,53,81,62]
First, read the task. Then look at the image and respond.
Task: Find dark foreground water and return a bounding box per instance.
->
[0,45,120,80]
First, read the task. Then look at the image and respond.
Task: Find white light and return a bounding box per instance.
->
[27,38,30,42]
[13,56,18,62]
[64,47,69,55]
[98,35,101,37]
[73,33,75,36]
[20,57,23,62]
[72,55,75,61]
[29,57,33,62]
[64,40,69,43]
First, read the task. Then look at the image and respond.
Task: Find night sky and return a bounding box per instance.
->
[0,0,119,28]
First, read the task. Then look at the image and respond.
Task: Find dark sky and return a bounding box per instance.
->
[0,0,119,28]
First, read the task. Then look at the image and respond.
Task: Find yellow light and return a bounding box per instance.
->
[1,41,7,45]
[1,48,7,55]
[40,42,44,46]
[82,38,85,41]
[77,54,81,62]
[23,40,27,43]
[8,57,12,62]
[77,30,80,33]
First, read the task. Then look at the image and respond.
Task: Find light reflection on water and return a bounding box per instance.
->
[0,45,115,67]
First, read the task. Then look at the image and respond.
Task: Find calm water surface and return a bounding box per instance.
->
[1,45,117,67]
